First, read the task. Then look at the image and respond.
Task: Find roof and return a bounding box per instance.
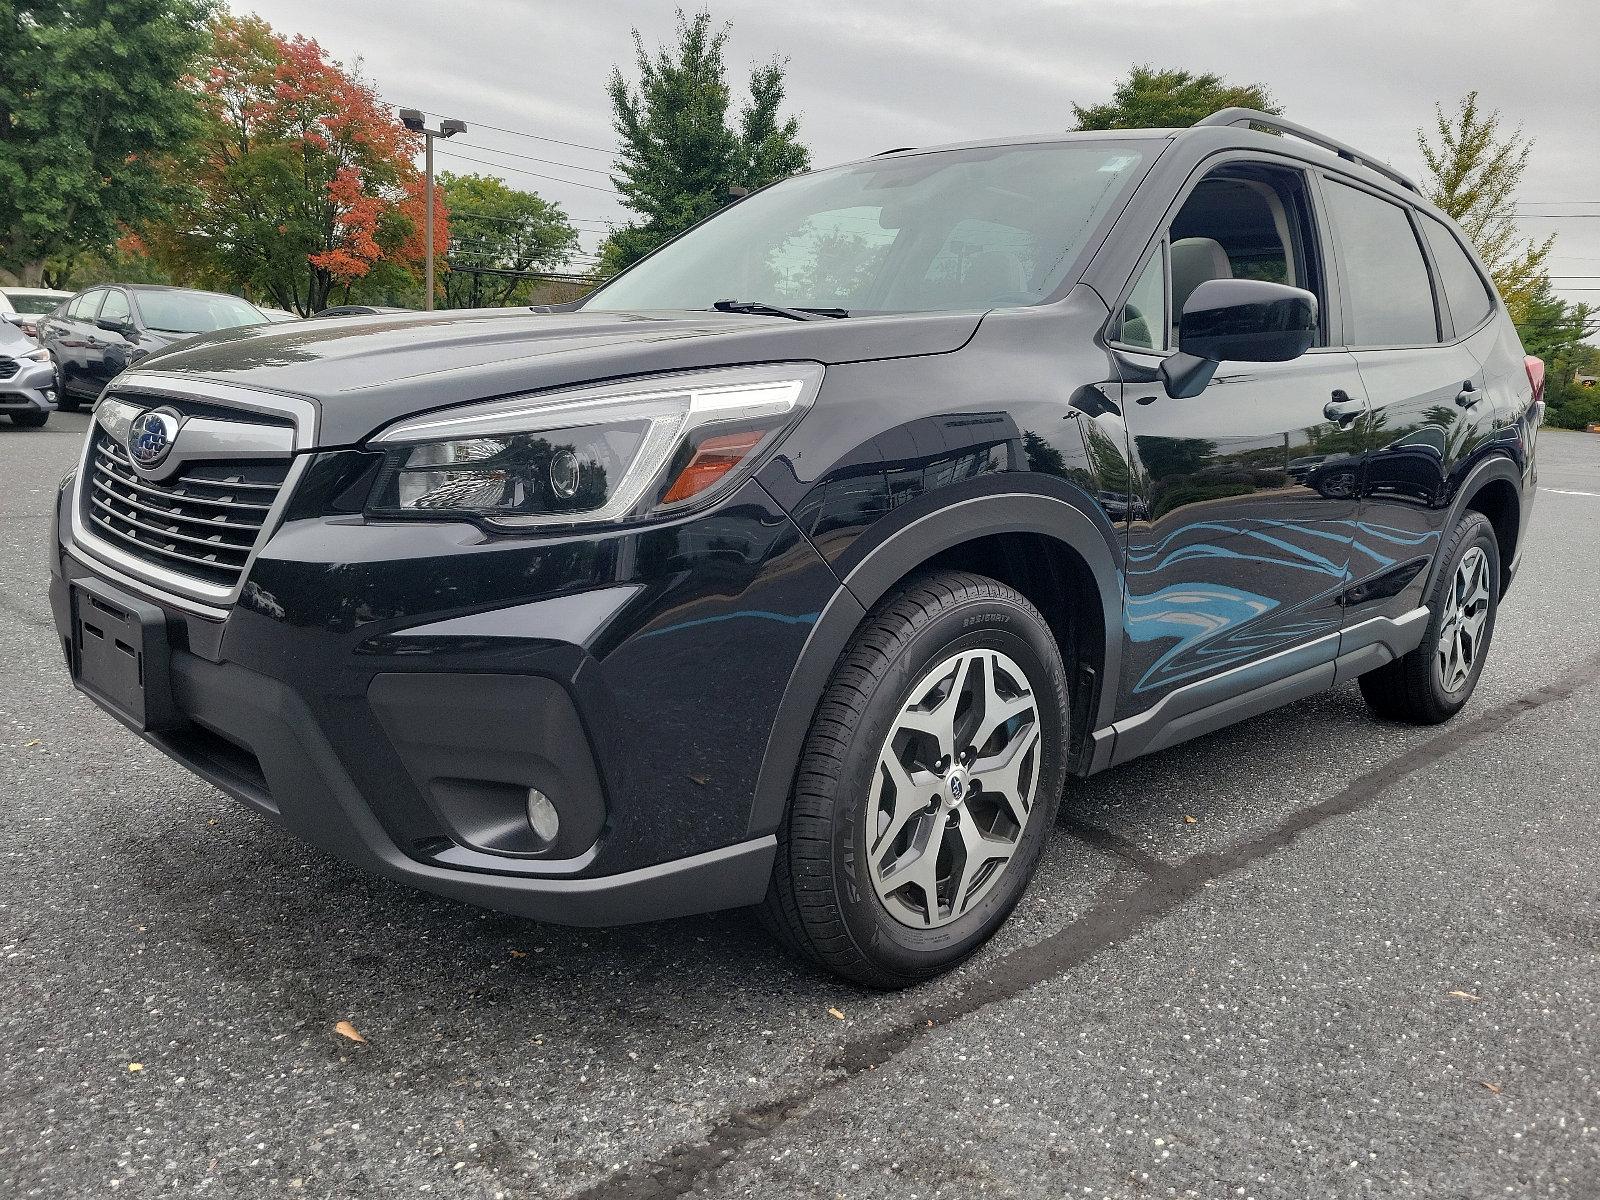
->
[857,109,1418,204]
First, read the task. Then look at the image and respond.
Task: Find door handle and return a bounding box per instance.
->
[1324,391,1364,424]
[1456,381,1483,409]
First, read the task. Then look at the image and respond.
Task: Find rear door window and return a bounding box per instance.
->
[67,291,103,321]
[1322,180,1439,347]
[1419,214,1495,334]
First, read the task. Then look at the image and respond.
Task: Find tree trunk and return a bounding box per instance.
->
[0,261,46,286]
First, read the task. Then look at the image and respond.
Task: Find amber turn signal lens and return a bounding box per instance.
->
[661,429,767,505]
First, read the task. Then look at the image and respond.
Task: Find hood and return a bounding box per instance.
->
[124,307,983,445]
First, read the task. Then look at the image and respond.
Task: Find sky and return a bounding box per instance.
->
[241,0,1600,302]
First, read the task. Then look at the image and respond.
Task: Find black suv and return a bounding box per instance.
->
[36,284,266,411]
[49,112,1540,987]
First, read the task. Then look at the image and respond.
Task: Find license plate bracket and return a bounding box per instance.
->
[70,577,179,732]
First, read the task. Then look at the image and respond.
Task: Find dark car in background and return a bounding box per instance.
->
[0,319,56,427]
[35,284,265,411]
[49,112,1541,987]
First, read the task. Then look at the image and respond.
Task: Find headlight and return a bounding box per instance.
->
[365,363,823,528]
[22,347,49,363]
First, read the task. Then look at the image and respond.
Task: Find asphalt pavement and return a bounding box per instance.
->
[1,412,1596,1199]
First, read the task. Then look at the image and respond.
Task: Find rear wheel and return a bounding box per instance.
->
[1359,510,1499,724]
[8,410,48,428]
[761,570,1070,988]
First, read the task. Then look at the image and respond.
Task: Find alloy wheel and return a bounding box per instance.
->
[867,648,1041,929]
[1437,545,1491,694]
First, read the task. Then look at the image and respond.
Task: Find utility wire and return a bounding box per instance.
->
[433,147,622,195]
[452,140,614,177]
[419,108,613,155]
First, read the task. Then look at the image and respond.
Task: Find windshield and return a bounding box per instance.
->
[4,292,67,316]
[134,291,263,334]
[584,141,1150,315]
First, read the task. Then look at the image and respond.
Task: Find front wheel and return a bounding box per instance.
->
[1359,510,1499,724]
[761,571,1070,988]
[52,359,82,413]
[8,410,49,428]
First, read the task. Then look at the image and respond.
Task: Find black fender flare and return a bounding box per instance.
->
[746,481,1124,838]
[1425,450,1526,595]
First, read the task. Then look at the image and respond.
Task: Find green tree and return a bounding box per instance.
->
[161,13,443,314]
[439,172,579,307]
[600,8,808,276]
[0,0,210,286]
[1417,92,1552,327]
[1516,280,1600,428]
[1072,66,1279,131]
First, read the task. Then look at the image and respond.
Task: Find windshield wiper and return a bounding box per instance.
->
[711,298,849,321]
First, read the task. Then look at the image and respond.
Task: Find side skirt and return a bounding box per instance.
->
[1083,607,1430,774]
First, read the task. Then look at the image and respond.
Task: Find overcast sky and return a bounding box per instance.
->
[242,0,1600,301]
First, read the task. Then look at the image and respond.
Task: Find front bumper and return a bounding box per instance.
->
[51,459,841,925]
[0,357,55,412]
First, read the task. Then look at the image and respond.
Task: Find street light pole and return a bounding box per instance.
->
[398,109,466,311]
[424,132,435,310]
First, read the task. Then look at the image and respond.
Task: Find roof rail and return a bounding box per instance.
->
[875,146,916,156]
[1194,108,1419,194]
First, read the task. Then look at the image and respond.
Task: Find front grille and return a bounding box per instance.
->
[0,360,18,380]
[85,427,290,589]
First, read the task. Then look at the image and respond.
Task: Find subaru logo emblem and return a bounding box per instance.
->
[950,776,964,800]
[128,409,181,469]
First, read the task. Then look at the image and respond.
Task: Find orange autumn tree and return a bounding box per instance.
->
[177,13,445,313]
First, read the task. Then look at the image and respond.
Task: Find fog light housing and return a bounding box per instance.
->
[526,787,560,844]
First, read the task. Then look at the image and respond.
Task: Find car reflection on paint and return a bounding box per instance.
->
[1304,457,1361,499]
[1096,490,1149,521]
[1363,426,1449,506]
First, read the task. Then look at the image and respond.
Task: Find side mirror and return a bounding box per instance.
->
[1160,279,1318,399]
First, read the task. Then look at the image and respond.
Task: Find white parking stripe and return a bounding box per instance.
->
[1540,487,1600,498]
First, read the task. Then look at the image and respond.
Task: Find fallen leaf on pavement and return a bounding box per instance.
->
[23,739,41,748]
[1481,1081,1502,1095]
[127,1063,143,1072]
[333,1020,367,1044]
[1448,990,1482,1001]
[1182,815,1197,824]
[509,950,527,958]
[827,1007,846,1021]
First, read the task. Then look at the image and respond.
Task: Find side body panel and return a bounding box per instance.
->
[1113,351,1369,717]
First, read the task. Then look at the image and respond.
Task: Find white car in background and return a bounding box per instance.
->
[1,287,74,341]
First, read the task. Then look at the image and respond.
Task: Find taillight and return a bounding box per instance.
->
[1525,355,1546,423]
[1524,355,1546,403]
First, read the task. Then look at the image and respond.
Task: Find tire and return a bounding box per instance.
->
[761,570,1071,989]
[53,359,81,412]
[1358,511,1499,724]
[8,410,49,428]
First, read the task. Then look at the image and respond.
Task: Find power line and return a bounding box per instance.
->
[452,140,614,177]
[452,210,614,231]
[419,108,613,156]
[433,147,622,195]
